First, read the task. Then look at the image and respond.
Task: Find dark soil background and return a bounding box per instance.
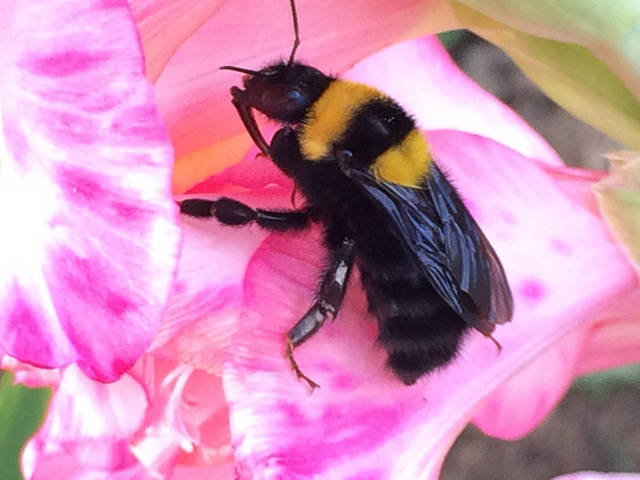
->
[439,32,639,480]
[442,380,640,480]
[444,32,623,170]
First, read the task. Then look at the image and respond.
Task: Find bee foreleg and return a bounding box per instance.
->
[268,126,303,177]
[285,238,355,390]
[179,197,315,232]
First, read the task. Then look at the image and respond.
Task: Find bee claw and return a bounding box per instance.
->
[285,338,320,392]
[488,334,502,352]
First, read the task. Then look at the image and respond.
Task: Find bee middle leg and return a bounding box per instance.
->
[286,237,356,390]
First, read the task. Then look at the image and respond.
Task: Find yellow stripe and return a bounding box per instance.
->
[372,129,431,187]
[300,80,387,160]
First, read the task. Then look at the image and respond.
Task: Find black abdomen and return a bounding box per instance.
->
[303,162,470,385]
[358,253,469,385]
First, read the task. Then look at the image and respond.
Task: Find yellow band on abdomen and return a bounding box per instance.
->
[372,129,431,188]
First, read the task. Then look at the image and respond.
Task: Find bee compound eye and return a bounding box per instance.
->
[260,87,307,117]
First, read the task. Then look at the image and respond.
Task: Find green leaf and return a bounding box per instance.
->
[0,372,51,480]
[595,152,640,269]
[449,1,640,150]
[453,0,640,100]
[575,363,640,392]
[437,29,468,49]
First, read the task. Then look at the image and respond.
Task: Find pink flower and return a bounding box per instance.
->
[0,0,180,381]
[5,1,639,479]
[551,474,640,480]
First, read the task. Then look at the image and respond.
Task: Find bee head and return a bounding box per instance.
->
[224,61,332,124]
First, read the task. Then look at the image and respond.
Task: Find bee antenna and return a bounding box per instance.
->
[220,65,270,76]
[286,0,300,66]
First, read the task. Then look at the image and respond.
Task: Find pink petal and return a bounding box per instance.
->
[154,1,447,158]
[223,130,638,479]
[471,328,584,439]
[551,474,640,480]
[172,464,236,480]
[23,356,234,479]
[1,355,61,388]
[155,151,296,370]
[429,130,638,440]
[226,231,422,480]
[129,357,232,475]
[185,142,292,195]
[541,165,606,216]
[130,361,195,476]
[23,365,149,479]
[152,192,273,371]
[169,35,563,192]
[0,0,180,381]
[575,290,640,374]
[129,0,225,82]
[345,36,562,166]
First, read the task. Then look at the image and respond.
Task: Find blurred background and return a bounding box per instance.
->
[439,31,639,480]
[0,31,637,480]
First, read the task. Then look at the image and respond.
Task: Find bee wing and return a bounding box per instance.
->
[349,164,513,335]
[425,164,513,328]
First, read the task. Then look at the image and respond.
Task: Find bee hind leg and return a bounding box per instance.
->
[285,238,355,391]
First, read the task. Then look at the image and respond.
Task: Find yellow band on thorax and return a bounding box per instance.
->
[299,79,431,188]
[300,80,386,160]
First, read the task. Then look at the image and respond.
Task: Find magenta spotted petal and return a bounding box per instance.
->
[21,354,235,478]
[16,21,640,478]
[205,39,639,478]
[22,364,151,480]
[0,0,180,381]
[222,131,638,479]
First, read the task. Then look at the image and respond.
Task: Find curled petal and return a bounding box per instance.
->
[131,361,196,476]
[129,357,232,476]
[471,329,583,439]
[0,0,180,381]
[177,369,232,466]
[345,36,561,166]
[22,365,149,479]
[540,165,605,216]
[575,290,640,375]
[129,0,226,82]
[23,356,235,479]
[550,473,640,480]
[1,355,60,388]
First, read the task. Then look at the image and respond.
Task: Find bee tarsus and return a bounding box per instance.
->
[285,338,320,392]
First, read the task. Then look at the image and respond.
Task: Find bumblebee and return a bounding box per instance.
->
[180,0,513,389]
